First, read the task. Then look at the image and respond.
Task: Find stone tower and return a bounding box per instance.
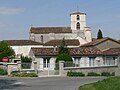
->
[70,12,92,42]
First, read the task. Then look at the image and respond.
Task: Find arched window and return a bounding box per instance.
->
[76,15,80,20]
[76,22,80,30]
[41,35,43,43]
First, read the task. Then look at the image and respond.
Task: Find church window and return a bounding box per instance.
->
[77,15,80,20]
[41,35,43,43]
[76,22,80,30]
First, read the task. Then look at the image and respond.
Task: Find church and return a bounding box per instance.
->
[29,11,92,45]
[4,11,120,71]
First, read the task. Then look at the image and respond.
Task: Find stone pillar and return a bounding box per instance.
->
[116,56,120,76]
[17,61,21,72]
[7,63,18,76]
[33,61,37,74]
[59,61,65,76]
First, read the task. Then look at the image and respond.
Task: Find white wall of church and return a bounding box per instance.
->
[33,33,76,43]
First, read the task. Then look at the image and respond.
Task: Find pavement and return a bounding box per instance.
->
[0,76,105,90]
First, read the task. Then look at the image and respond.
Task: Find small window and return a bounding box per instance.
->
[41,35,43,43]
[76,22,80,30]
[104,56,117,66]
[76,15,80,20]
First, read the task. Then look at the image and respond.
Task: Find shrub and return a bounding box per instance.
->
[56,53,73,63]
[87,72,100,76]
[11,71,38,77]
[21,56,32,63]
[0,68,7,75]
[67,71,85,77]
[101,72,115,76]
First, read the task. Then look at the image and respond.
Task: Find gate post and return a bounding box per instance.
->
[33,61,38,74]
[7,63,18,76]
[116,56,120,76]
[17,61,21,72]
[59,61,64,76]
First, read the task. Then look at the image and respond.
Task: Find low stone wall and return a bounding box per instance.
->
[63,65,119,76]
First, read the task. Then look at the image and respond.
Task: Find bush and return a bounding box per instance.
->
[21,56,32,63]
[87,72,100,76]
[56,53,73,63]
[0,68,7,75]
[11,71,38,77]
[67,71,85,77]
[101,72,115,76]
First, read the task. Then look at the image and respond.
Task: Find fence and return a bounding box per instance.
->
[21,63,32,69]
[38,63,60,77]
[62,60,120,76]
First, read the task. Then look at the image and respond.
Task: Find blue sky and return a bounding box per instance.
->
[0,0,120,40]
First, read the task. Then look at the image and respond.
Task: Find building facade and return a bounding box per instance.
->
[29,12,92,45]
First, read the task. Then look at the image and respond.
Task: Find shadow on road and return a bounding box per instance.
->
[0,79,28,90]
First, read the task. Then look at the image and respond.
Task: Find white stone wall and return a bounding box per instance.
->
[71,14,86,31]
[84,27,92,42]
[73,56,104,67]
[35,58,41,70]
[49,57,56,70]
[11,45,43,56]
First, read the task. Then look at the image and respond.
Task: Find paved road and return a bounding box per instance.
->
[0,76,105,90]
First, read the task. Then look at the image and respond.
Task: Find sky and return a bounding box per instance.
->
[0,0,120,40]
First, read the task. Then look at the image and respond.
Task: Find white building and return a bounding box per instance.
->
[29,38,120,70]
[4,11,120,71]
[29,12,92,45]
[4,40,43,57]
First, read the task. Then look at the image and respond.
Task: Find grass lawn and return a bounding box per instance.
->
[79,76,120,90]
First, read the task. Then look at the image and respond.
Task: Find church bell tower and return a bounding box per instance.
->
[70,11,92,42]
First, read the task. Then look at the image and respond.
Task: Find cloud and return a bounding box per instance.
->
[0,7,24,15]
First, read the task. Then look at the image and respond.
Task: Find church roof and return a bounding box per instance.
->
[44,39,80,46]
[3,40,43,46]
[30,27,72,34]
[70,12,86,15]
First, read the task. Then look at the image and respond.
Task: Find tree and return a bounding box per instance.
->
[56,38,73,63]
[97,29,103,39]
[0,41,15,61]
[58,38,69,54]
[56,53,73,63]
[21,56,32,63]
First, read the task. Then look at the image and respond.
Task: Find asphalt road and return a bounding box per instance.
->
[0,76,105,90]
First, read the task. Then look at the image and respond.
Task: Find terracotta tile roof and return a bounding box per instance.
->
[3,40,43,46]
[69,47,102,55]
[31,46,120,56]
[30,27,72,34]
[31,46,103,56]
[92,38,97,41]
[70,12,86,15]
[82,37,120,47]
[103,48,120,55]
[44,39,80,46]
[31,48,58,56]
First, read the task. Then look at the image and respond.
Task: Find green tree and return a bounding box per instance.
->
[21,56,32,63]
[0,41,15,61]
[56,38,72,63]
[58,38,69,54]
[97,29,103,39]
[56,53,73,63]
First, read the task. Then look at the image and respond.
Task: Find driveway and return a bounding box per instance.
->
[0,76,105,90]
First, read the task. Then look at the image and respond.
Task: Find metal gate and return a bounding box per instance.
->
[38,63,60,77]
